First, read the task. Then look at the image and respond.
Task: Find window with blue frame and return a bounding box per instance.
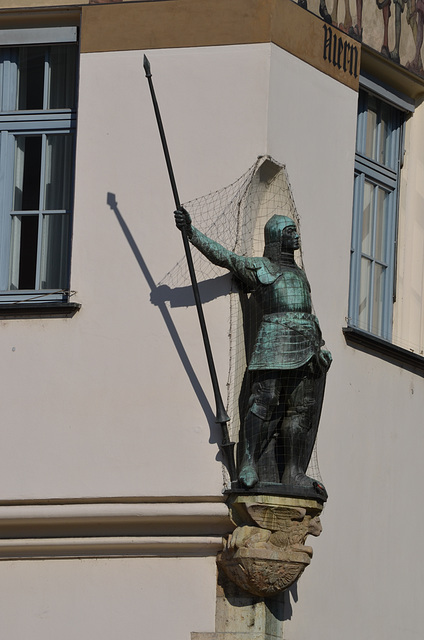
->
[348,88,405,341]
[0,28,77,303]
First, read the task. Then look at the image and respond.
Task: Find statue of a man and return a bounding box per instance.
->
[175,209,332,499]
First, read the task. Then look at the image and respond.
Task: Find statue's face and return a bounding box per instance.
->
[280,224,300,251]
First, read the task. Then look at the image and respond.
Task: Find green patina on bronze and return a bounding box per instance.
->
[176,210,332,501]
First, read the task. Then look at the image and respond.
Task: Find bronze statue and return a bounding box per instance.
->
[175,209,332,500]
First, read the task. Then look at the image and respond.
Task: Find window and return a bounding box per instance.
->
[0,27,77,304]
[348,86,405,341]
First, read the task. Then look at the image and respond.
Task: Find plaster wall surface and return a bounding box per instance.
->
[395,98,424,352]
[0,556,216,639]
[1,36,424,640]
[0,42,360,502]
[264,46,424,640]
[0,44,269,500]
[283,351,424,640]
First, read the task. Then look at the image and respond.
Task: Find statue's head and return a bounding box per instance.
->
[263,214,299,259]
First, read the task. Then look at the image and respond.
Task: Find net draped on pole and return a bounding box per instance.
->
[158,156,323,489]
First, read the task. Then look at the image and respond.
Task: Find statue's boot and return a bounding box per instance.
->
[238,463,258,488]
[282,467,326,497]
[238,412,266,488]
[280,411,327,498]
[279,369,327,497]
[281,457,327,499]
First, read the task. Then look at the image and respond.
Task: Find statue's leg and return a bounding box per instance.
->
[238,371,282,488]
[280,363,326,491]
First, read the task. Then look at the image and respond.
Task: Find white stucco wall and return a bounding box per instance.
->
[0,44,270,499]
[0,43,361,502]
[264,48,424,640]
[1,36,424,640]
[0,556,216,640]
[394,98,424,353]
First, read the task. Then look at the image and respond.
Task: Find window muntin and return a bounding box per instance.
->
[349,89,403,341]
[0,38,77,302]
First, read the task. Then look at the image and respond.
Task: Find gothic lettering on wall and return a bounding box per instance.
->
[323,24,359,76]
[303,0,424,77]
[86,0,423,79]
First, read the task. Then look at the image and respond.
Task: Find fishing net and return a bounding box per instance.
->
[158,156,327,497]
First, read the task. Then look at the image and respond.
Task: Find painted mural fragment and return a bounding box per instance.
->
[85,0,422,78]
[304,0,424,75]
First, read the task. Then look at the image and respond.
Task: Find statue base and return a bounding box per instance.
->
[218,494,323,598]
[191,494,323,640]
[226,480,327,502]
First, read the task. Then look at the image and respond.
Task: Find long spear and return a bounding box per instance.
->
[143,55,236,482]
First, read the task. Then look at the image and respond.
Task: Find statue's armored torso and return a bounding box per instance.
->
[249,261,321,371]
[189,228,323,371]
[256,265,312,315]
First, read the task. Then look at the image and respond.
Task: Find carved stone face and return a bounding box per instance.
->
[280,224,300,251]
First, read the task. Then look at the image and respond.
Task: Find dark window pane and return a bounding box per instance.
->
[18,47,45,110]
[9,215,39,290]
[48,45,77,109]
[359,257,371,329]
[14,136,42,211]
[44,134,73,210]
[361,181,373,256]
[40,214,70,289]
[375,187,388,262]
[365,95,378,161]
[19,215,38,289]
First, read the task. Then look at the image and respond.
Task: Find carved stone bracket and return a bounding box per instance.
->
[218,494,323,597]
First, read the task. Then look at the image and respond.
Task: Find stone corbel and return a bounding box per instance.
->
[218,494,323,597]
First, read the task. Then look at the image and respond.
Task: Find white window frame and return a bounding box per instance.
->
[348,77,413,341]
[0,27,78,304]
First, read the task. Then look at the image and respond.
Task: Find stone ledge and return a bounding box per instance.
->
[0,535,224,560]
[0,500,233,539]
[192,634,282,640]
[0,301,81,319]
[343,326,424,375]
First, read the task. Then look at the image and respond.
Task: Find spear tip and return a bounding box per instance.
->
[143,54,152,78]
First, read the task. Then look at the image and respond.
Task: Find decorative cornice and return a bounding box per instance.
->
[0,500,232,559]
[80,0,360,91]
[0,536,224,560]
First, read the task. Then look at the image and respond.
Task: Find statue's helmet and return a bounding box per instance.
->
[263,214,296,259]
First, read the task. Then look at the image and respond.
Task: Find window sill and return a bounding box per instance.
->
[343,326,424,374]
[0,302,81,320]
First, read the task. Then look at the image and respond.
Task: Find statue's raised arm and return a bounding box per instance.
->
[174,208,258,290]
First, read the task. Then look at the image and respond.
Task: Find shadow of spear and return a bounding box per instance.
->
[143,54,236,482]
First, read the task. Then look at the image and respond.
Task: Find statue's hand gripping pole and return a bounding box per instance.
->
[143,55,236,481]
